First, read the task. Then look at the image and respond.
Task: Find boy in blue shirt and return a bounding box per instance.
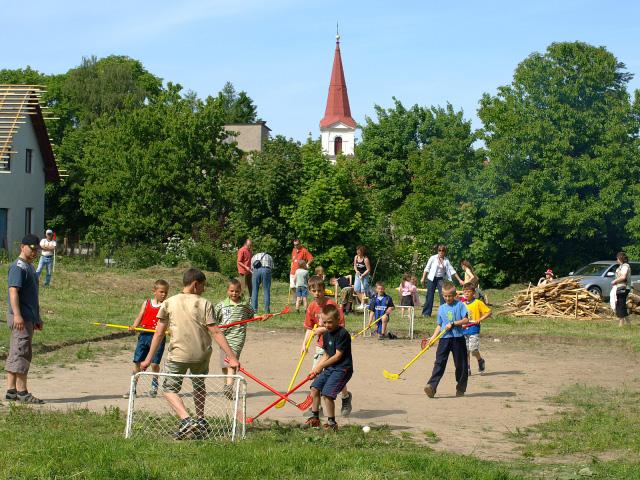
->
[368,281,395,339]
[423,282,469,398]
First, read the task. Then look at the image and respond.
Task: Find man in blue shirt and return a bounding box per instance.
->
[5,234,45,404]
[423,282,469,398]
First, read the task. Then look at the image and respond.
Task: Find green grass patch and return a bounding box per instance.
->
[0,407,515,479]
[519,384,640,458]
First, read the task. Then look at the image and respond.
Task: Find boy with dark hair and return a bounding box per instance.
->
[302,276,352,416]
[304,304,353,431]
[368,281,395,339]
[423,282,469,398]
[462,282,491,376]
[141,268,239,439]
[124,279,169,398]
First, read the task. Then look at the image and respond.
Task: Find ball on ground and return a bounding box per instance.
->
[362,425,371,433]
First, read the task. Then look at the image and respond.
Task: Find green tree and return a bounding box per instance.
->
[79,84,238,247]
[392,105,481,270]
[216,81,258,123]
[476,41,640,284]
[219,136,302,275]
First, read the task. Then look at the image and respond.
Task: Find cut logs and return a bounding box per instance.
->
[503,278,605,319]
[627,290,640,315]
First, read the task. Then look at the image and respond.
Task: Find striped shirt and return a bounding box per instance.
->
[214,298,255,353]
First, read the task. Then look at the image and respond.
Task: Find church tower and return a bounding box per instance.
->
[320,33,356,159]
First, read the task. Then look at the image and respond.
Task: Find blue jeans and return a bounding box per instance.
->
[422,277,444,317]
[251,267,271,313]
[36,255,53,286]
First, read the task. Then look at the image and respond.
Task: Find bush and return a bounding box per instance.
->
[112,244,161,270]
[186,242,220,272]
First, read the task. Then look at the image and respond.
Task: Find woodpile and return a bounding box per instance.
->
[627,290,640,315]
[503,278,604,319]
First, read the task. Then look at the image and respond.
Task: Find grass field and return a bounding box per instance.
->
[2,260,640,478]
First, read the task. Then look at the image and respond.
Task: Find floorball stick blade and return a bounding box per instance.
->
[298,394,313,410]
[382,369,400,381]
[274,399,286,409]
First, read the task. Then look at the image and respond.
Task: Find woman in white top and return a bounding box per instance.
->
[420,244,463,317]
[610,251,631,327]
[353,245,371,308]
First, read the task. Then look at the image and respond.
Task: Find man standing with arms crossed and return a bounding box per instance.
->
[5,234,45,404]
[236,238,253,298]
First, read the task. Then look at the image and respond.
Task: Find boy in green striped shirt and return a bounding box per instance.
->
[215,279,257,398]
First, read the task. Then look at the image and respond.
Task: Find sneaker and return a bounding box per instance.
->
[303,406,323,418]
[323,421,339,431]
[194,418,212,439]
[16,392,45,404]
[302,416,321,429]
[424,385,436,398]
[149,387,158,398]
[456,389,465,397]
[478,358,486,372]
[5,390,17,401]
[174,417,198,440]
[387,332,398,340]
[341,392,353,417]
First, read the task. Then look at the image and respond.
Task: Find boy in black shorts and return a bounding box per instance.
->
[304,303,353,431]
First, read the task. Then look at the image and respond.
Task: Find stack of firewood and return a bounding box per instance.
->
[503,278,604,319]
[627,290,640,315]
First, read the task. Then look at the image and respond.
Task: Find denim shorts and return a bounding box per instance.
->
[296,286,308,298]
[311,366,353,399]
[354,275,369,293]
[133,332,166,365]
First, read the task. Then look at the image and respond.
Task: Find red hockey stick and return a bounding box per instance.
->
[218,306,291,329]
[224,359,312,411]
[246,373,315,424]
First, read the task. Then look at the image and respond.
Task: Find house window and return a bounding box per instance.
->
[0,151,9,171]
[334,136,343,155]
[26,149,32,173]
[25,208,32,235]
[0,209,7,251]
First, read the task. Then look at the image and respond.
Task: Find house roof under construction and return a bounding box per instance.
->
[0,85,59,182]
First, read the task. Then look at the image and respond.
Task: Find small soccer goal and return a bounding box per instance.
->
[124,372,246,441]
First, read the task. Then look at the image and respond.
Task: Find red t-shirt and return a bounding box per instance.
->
[304,298,344,348]
[140,299,161,329]
[237,246,252,275]
[291,246,313,275]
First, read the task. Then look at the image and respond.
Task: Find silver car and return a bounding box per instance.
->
[566,261,640,299]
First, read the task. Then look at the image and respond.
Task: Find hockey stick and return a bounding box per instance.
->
[276,325,317,408]
[246,374,315,424]
[383,328,448,381]
[229,361,312,411]
[351,317,382,341]
[218,306,290,330]
[92,322,160,334]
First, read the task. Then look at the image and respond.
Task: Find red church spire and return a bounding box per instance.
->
[320,35,356,129]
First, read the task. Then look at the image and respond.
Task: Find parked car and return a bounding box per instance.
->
[565,261,640,300]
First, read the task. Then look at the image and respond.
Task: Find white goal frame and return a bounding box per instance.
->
[124,372,246,441]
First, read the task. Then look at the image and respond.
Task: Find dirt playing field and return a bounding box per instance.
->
[26,329,640,460]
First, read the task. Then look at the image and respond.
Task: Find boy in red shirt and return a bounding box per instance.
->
[124,279,169,398]
[301,276,352,416]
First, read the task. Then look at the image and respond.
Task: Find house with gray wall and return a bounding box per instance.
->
[223,121,271,153]
[0,85,59,254]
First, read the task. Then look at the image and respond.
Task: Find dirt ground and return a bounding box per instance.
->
[23,329,640,460]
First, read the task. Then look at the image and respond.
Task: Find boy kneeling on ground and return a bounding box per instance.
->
[303,304,353,431]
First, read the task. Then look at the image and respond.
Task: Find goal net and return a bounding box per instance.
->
[124,372,246,441]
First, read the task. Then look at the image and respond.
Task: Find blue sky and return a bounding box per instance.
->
[6,1,640,141]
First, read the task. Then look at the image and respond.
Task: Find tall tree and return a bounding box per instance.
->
[216,81,258,123]
[476,41,640,284]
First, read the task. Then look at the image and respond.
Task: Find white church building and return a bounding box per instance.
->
[320,34,357,159]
